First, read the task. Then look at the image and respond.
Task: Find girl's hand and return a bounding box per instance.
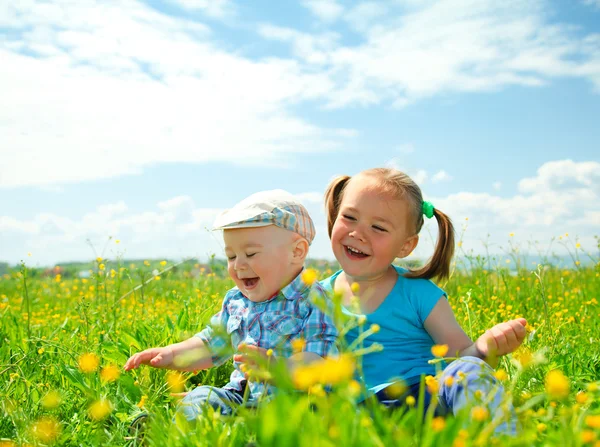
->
[124,347,174,371]
[475,318,527,359]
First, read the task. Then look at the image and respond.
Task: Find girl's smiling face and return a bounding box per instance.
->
[331,175,418,281]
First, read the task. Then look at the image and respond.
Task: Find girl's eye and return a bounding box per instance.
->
[373,226,387,232]
[342,214,356,221]
[246,253,257,258]
[227,256,236,261]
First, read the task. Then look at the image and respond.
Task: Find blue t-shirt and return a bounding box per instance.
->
[321,265,446,393]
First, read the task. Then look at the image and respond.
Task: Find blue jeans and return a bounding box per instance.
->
[374,357,517,435]
[177,385,248,421]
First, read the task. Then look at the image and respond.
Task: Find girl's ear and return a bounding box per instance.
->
[292,238,309,264]
[397,234,419,259]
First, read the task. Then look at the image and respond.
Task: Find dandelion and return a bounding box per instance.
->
[576,391,589,404]
[348,380,362,397]
[100,364,121,383]
[291,338,306,353]
[166,371,186,393]
[31,417,61,443]
[431,344,449,357]
[301,268,318,285]
[405,395,416,407]
[88,399,113,421]
[99,263,105,270]
[78,353,100,373]
[537,423,546,432]
[425,375,439,394]
[96,257,103,263]
[38,347,45,355]
[41,390,62,409]
[586,415,600,429]
[160,260,167,266]
[431,416,446,432]
[581,430,595,444]
[471,406,489,421]
[494,369,508,381]
[545,369,569,400]
[370,324,380,333]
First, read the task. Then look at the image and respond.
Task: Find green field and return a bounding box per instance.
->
[1,241,599,446]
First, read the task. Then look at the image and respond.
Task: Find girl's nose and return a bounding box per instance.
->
[349,229,365,242]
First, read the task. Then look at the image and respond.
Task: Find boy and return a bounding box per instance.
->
[124,190,338,420]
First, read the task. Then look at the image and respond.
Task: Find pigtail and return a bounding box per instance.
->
[404,208,455,280]
[324,175,351,238]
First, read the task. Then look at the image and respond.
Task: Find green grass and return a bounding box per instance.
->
[1,246,599,446]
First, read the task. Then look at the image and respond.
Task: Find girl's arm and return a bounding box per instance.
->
[424,298,527,367]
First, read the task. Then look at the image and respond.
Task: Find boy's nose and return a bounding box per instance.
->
[349,229,366,242]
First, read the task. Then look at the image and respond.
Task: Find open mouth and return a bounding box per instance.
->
[242,277,259,289]
[345,245,369,259]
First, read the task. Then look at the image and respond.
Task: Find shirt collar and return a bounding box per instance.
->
[279,268,310,301]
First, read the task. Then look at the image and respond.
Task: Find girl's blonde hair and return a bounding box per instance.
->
[324,167,455,280]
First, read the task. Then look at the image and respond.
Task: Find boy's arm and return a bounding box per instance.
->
[424,298,527,367]
[124,337,213,372]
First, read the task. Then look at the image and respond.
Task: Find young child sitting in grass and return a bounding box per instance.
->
[124,189,338,421]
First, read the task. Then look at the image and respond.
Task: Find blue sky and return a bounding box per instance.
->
[1,0,599,266]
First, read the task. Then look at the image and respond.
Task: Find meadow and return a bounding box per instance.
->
[1,236,599,446]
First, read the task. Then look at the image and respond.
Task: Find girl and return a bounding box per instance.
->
[322,167,527,432]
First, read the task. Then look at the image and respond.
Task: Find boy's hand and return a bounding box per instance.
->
[124,347,174,371]
[475,318,527,359]
[233,344,278,382]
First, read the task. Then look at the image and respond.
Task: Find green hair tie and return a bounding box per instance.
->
[422,201,435,219]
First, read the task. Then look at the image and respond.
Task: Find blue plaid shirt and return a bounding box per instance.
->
[195,270,338,399]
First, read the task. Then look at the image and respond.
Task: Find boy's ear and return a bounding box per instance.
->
[292,237,309,264]
[397,234,419,259]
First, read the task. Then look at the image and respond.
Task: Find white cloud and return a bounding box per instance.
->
[397,143,415,154]
[518,159,600,193]
[583,0,600,9]
[431,170,452,183]
[493,181,502,191]
[168,0,235,18]
[295,192,324,204]
[301,0,344,22]
[263,0,600,108]
[0,0,352,188]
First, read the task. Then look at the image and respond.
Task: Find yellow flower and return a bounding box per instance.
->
[144,260,150,266]
[431,416,446,432]
[266,349,274,357]
[494,369,508,381]
[293,355,355,390]
[431,344,449,358]
[471,406,489,421]
[137,395,147,409]
[348,380,362,397]
[38,347,45,355]
[444,376,454,387]
[370,324,380,333]
[301,268,318,285]
[96,257,103,263]
[576,391,589,404]
[586,415,600,429]
[291,338,306,353]
[537,423,546,432]
[588,383,599,392]
[384,381,407,399]
[405,395,416,407]
[99,263,105,270]
[100,364,121,383]
[78,353,100,373]
[425,375,439,394]
[545,369,569,400]
[41,390,62,409]
[115,239,120,244]
[110,269,117,278]
[31,417,61,443]
[351,282,360,294]
[160,260,167,266]
[581,430,596,444]
[166,371,186,393]
[88,399,113,421]
[509,232,514,237]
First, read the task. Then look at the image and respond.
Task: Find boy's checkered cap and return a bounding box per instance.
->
[213,189,316,244]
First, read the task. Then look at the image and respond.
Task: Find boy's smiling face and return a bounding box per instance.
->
[223,225,302,302]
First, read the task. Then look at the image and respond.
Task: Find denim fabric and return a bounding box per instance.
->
[375,357,517,435]
[177,386,247,421]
